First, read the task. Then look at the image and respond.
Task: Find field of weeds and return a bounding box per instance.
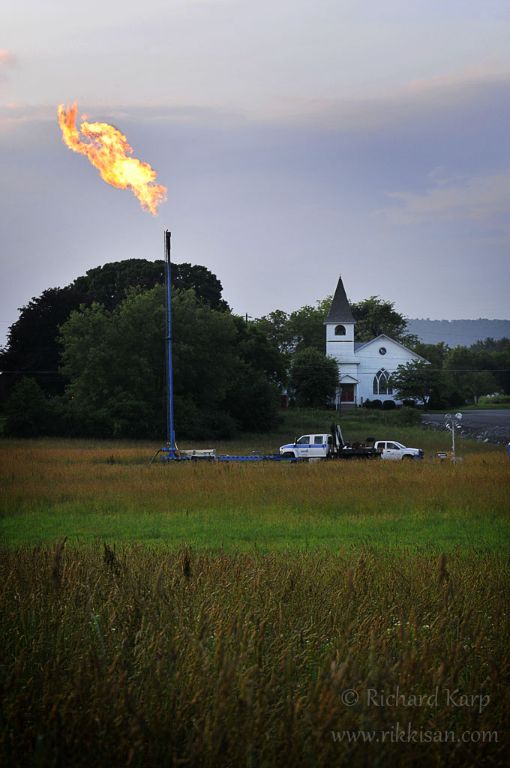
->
[1,547,508,767]
[1,421,509,766]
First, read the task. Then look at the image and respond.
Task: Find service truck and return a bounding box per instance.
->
[279,425,380,460]
[279,426,423,461]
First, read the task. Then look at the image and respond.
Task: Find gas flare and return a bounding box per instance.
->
[57,102,167,215]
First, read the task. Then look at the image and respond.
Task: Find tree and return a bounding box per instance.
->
[411,341,450,371]
[73,259,229,312]
[1,258,229,400]
[0,285,86,395]
[287,298,332,354]
[391,361,439,407]
[58,287,281,439]
[255,294,416,357]
[254,310,294,357]
[254,298,332,358]
[465,338,510,395]
[3,377,54,437]
[350,296,417,345]
[231,317,287,387]
[289,348,338,408]
[445,347,499,404]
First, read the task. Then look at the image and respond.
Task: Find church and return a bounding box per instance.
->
[325,277,427,407]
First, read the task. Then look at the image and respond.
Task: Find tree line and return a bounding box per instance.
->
[1,259,509,438]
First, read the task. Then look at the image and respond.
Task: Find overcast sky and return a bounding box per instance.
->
[1,0,510,346]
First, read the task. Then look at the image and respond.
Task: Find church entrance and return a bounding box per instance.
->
[340,383,355,403]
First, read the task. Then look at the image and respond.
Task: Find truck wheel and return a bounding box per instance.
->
[402,455,413,461]
[282,452,295,458]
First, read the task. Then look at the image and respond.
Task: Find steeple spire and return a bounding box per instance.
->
[325,276,355,324]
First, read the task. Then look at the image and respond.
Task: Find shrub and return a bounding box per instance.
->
[382,400,396,410]
[447,391,465,407]
[3,378,55,437]
[394,406,422,425]
[363,398,383,410]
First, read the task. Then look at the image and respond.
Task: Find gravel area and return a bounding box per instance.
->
[422,409,510,445]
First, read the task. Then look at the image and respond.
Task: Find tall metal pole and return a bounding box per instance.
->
[164,230,176,457]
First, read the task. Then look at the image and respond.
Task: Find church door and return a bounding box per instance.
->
[341,384,355,402]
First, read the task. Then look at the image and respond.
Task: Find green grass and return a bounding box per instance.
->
[3,505,509,552]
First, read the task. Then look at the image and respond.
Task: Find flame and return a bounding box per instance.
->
[57,102,167,215]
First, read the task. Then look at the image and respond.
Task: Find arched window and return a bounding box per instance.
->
[373,369,393,395]
[334,324,346,336]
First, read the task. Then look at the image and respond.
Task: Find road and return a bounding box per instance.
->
[422,409,510,445]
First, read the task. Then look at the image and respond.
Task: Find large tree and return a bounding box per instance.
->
[289,348,338,408]
[0,285,86,396]
[254,300,332,358]
[350,296,417,345]
[58,287,281,439]
[1,259,229,398]
[255,295,415,357]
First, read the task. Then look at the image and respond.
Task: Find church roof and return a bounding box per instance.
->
[354,334,428,361]
[325,276,355,324]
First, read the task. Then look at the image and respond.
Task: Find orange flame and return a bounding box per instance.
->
[57,102,167,215]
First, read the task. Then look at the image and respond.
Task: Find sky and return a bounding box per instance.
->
[1,0,510,346]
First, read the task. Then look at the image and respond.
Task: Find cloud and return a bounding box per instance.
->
[380,171,510,226]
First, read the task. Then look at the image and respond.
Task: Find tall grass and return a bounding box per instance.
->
[1,546,508,766]
[1,439,508,550]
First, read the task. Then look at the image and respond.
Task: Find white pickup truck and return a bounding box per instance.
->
[373,441,424,461]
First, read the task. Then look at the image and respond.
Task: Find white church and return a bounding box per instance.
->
[325,276,427,407]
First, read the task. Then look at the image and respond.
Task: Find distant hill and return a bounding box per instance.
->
[406,319,510,347]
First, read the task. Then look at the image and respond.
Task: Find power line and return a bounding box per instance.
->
[3,367,510,375]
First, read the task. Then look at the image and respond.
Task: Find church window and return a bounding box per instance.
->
[334,324,346,336]
[379,346,387,355]
[373,369,393,395]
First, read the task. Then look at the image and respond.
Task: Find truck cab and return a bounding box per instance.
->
[279,434,331,459]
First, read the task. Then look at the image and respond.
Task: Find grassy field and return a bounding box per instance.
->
[0,409,508,551]
[1,411,509,766]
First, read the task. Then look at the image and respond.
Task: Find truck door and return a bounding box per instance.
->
[310,434,328,458]
[295,435,311,457]
[385,442,401,460]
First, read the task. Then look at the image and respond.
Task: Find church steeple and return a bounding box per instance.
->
[325,275,356,360]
